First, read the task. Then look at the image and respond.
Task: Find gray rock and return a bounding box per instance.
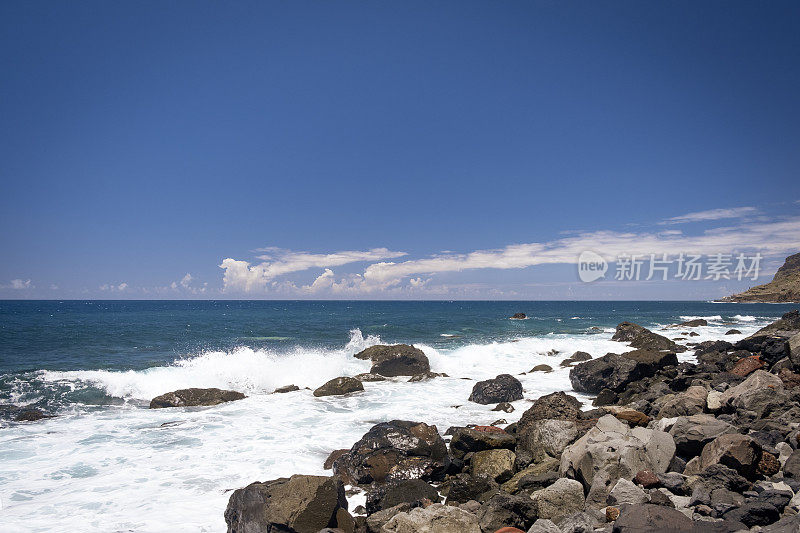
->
[224,474,347,533]
[150,387,246,408]
[366,502,412,532]
[668,414,736,458]
[527,519,561,533]
[517,419,579,463]
[313,377,364,397]
[560,415,675,507]
[476,491,538,532]
[698,433,762,480]
[611,503,694,532]
[656,386,707,418]
[607,478,647,506]
[382,503,481,533]
[468,374,523,404]
[530,478,585,524]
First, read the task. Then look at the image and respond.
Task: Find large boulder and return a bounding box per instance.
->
[382,503,481,533]
[529,477,585,524]
[516,419,580,463]
[668,414,736,457]
[612,322,683,352]
[698,433,762,480]
[517,391,582,427]
[560,415,675,507]
[569,350,677,393]
[656,385,708,418]
[718,369,788,417]
[150,388,245,408]
[789,332,800,368]
[471,448,516,482]
[448,427,516,460]
[354,344,431,377]
[313,377,364,397]
[332,420,449,485]
[468,374,523,404]
[224,474,347,533]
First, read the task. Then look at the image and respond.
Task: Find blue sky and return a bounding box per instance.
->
[1,1,798,299]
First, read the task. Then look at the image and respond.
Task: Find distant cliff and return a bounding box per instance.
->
[722,252,800,303]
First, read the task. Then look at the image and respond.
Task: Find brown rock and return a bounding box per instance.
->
[633,469,660,488]
[757,451,781,476]
[731,355,764,377]
[324,449,349,470]
[699,433,762,479]
[606,506,620,521]
[779,368,800,389]
[613,409,650,427]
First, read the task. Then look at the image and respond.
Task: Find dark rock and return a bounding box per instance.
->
[475,492,537,532]
[593,388,619,406]
[633,470,659,488]
[757,452,781,476]
[492,402,515,413]
[762,514,800,532]
[611,504,693,532]
[726,329,742,335]
[150,388,246,408]
[365,502,413,532]
[657,472,689,495]
[782,448,800,478]
[750,489,792,511]
[698,433,762,480]
[517,391,582,431]
[224,474,347,533]
[353,344,431,377]
[723,501,780,527]
[612,322,683,352]
[695,340,734,358]
[510,313,527,320]
[353,373,386,382]
[646,490,674,507]
[468,374,523,405]
[324,449,349,470]
[668,414,736,458]
[677,319,709,327]
[407,371,447,382]
[273,384,300,393]
[448,427,515,460]
[529,364,553,373]
[569,350,677,394]
[442,473,496,504]
[14,409,52,422]
[365,479,439,514]
[313,377,364,397]
[333,420,449,485]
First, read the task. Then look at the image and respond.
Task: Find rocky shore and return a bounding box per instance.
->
[218,310,800,532]
[723,253,800,303]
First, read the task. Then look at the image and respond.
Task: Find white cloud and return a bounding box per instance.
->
[100,282,128,292]
[659,206,758,225]
[218,213,800,297]
[1,279,32,289]
[220,247,407,292]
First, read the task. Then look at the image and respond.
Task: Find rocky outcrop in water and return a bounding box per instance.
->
[313,377,364,397]
[354,344,431,377]
[468,374,523,404]
[149,388,245,408]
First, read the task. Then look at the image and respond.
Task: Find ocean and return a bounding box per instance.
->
[0,300,797,532]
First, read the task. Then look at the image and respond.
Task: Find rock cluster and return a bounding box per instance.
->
[223,313,800,533]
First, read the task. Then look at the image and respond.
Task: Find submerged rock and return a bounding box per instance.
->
[224,474,347,533]
[510,313,527,320]
[313,377,364,397]
[14,408,53,422]
[149,388,245,408]
[468,374,523,404]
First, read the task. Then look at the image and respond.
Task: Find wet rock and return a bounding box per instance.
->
[668,414,736,458]
[726,329,742,335]
[468,374,523,404]
[313,377,364,397]
[471,448,516,482]
[698,434,762,480]
[441,473,496,504]
[14,409,52,422]
[560,415,675,507]
[408,371,447,382]
[560,351,593,368]
[475,492,537,532]
[353,373,386,382]
[383,503,481,533]
[224,474,347,533]
[150,388,246,408]
[354,344,430,377]
[570,350,677,394]
[333,420,449,485]
[530,364,553,373]
[449,427,516,460]
[273,384,300,393]
[510,313,527,320]
[365,479,440,514]
[593,389,619,407]
[677,319,709,327]
[324,449,349,470]
[612,322,683,352]
[493,402,515,413]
